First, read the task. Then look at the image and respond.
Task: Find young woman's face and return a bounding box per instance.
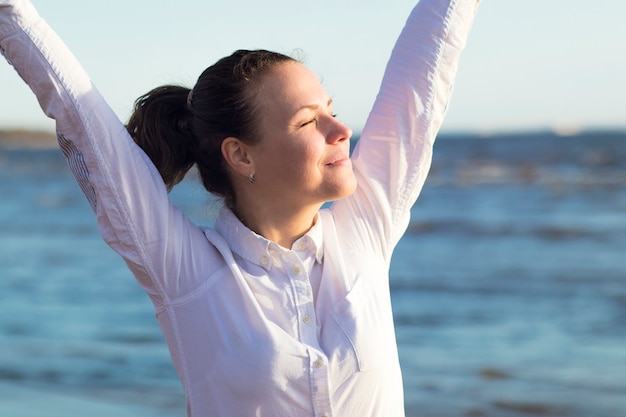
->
[248,62,356,208]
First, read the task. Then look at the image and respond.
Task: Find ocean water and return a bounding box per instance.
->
[1,131,626,417]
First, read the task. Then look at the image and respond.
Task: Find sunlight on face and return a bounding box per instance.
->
[248,62,357,208]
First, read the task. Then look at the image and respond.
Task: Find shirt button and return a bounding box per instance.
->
[293,266,302,275]
[297,241,307,250]
[314,359,324,368]
[260,256,269,266]
[303,315,311,324]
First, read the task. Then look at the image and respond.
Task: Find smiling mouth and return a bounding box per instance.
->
[325,156,350,166]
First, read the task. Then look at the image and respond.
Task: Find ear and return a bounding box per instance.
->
[221,137,255,179]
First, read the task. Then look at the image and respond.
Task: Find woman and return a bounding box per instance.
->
[0,0,479,415]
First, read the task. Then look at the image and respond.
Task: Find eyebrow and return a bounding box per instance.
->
[297,98,333,112]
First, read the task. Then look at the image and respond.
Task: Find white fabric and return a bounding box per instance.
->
[0,0,479,415]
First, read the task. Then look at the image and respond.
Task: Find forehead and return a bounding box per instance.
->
[255,62,328,114]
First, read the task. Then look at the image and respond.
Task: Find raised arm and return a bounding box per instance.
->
[0,0,218,301]
[331,0,479,259]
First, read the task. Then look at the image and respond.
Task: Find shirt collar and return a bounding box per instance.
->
[214,206,324,271]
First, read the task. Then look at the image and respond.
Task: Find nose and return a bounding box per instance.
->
[326,115,352,144]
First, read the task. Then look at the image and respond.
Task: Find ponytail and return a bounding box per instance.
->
[126,85,196,191]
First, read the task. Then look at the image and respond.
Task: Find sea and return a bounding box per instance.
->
[1,130,625,417]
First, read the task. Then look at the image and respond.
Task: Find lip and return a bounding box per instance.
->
[325,155,351,166]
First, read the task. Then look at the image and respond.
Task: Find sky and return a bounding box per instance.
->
[1,0,625,134]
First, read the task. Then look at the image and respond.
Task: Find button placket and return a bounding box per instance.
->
[279,241,330,416]
[285,253,318,347]
[310,352,332,417]
[296,292,317,344]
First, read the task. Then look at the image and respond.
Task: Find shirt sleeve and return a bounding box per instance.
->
[0,0,219,303]
[330,0,480,261]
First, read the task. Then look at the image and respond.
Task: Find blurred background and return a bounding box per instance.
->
[1,1,625,416]
[2,0,626,133]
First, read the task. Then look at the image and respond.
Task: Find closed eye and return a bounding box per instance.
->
[299,112,337,128]
[300,118,318,128]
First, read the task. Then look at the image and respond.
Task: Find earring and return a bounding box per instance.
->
[248,173,255,184]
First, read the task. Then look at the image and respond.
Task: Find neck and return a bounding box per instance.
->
[233,199,321,249]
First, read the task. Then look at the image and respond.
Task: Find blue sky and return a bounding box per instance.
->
[1,0,625,134]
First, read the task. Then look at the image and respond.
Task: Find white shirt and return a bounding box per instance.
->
[0,0,479,415]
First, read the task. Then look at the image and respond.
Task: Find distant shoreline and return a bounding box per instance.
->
[0,129,56,149]
[2,128,625,151]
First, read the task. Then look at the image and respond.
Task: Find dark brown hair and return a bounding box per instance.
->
[126,49,297,202]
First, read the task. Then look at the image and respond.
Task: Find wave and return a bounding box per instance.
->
[405,219,610,241]
[427,130,626,188]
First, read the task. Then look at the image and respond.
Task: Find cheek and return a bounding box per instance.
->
[260,146,304,182]
[282,143,321,174]
[300,145,326,179]
[257,134,323,183]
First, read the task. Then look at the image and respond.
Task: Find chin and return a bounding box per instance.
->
[316,172,358,204]
[331,178,358,201]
